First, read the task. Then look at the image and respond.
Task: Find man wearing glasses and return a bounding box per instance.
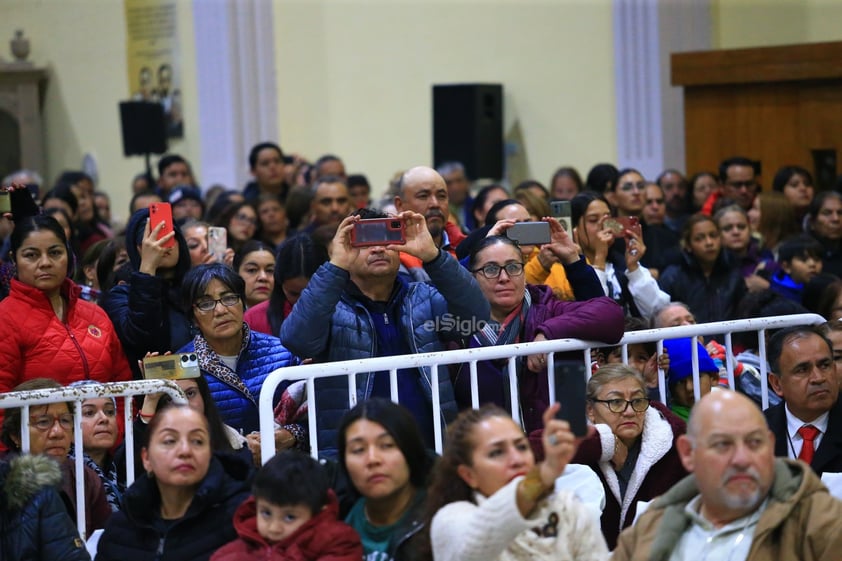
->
[720,156,760,211]
[280,206,490,456]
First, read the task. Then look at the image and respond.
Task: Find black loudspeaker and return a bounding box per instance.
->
[119,101,168,157]
[433,84,503,179]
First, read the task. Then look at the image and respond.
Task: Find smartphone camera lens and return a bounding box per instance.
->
[390,221,401,229]
[181,355,189,363]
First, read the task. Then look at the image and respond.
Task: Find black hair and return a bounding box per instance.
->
[777,234,823,264]
[732,290,809,350]
[584,163,618,193]
[95,237,128,293]
[155,376,235,453]
[337,398,430,490]
[42,182,79,215]
[467,235,520,271]
[267,234,328,336]
[9,215,76,279]
[718,156,757,183]
[767,325,831,375]
[570,190,610,227]
[233,240,275,272]
[772,165,813,193]
[314,154,343,174]
[252,450,329,514]
[808,190,842,224]
[248,142,284,170]
[56,170,93,187]
[157,154,189,178]
[483,199,522,227]
[614,168,645,191]
[352,207,388,220]
[129,190,162,215]
[470,184,509,224]
[181,263,246,323]
[347,174,371,190]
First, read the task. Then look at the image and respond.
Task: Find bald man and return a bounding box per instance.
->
[613,390,842,561]
[394,166,466,282]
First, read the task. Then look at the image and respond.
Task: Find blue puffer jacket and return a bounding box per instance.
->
[280,250,491,455]
[179,329,297,434]
[0,455,91,561]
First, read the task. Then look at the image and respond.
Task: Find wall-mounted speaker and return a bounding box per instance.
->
[119,101,168,157]
[433,84,503,180]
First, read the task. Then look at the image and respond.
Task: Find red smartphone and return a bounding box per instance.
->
[350,218,406,247]
[149,202,176,248]
[604,216,642,239]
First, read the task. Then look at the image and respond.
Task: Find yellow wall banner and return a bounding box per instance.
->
[124,0,183,138]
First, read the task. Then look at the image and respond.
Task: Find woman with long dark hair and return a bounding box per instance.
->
[244,234,328,336]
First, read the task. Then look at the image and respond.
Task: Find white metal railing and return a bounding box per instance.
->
[258,314,825,463]
[0,380,187,540]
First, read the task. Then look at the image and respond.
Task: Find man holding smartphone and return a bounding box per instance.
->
[280,207,490,456]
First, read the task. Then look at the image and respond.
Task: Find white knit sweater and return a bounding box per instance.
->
[430,476,610,561]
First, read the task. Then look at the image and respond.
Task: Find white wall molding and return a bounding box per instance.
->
[193,0,278,191]
[613,0,711,178]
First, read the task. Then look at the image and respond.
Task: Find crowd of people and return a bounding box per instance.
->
[2,150,842,560]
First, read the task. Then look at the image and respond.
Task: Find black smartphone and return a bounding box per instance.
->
[553,360,588,437]
[506,221,551,245]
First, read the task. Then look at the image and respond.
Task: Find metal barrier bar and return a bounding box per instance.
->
[0,380,187,540]
[257,314,825,461]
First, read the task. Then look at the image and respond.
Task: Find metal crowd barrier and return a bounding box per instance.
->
[258,313,825,463]
[0,379,187,539]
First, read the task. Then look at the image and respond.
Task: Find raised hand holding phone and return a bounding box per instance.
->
[149,202,176,248]
[139,215,177,275]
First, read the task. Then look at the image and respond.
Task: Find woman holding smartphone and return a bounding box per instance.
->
[102,206,193,378]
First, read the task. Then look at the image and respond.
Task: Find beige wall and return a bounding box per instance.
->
[274,0,616,199]
[714,0,842,49]
[1,0,200,226]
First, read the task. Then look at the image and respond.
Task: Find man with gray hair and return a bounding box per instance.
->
[613,390,842,560]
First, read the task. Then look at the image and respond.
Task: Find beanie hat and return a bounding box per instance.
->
[169,185,204,207]
[663,337,718,386]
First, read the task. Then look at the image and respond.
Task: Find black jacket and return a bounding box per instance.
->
[657,250,747,324]
[765,397,842,478]
[95,454,252,561]
[0,455,91,561]
[101,208,193,378]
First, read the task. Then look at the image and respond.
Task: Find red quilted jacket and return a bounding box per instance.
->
[211,491,362,561]
[0,278,132,392]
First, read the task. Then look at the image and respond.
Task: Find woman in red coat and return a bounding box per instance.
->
[0,215,131,391]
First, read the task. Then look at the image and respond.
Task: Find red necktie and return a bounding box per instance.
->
[797,425,820,464]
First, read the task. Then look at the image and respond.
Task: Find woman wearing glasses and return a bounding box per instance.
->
[1,378,112,537]
[454,236,623,443]
[177,264,302,460]
[571,364,687,550]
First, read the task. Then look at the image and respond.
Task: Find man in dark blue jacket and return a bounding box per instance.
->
[280,208,491,455]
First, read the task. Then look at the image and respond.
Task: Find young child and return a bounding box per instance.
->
[211,451,362,561]
[663,337,720,421]
[770,234,824,303]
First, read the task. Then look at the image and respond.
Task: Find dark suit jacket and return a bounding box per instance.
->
[764,397,842,477]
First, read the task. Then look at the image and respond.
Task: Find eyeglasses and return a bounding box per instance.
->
[590,397,650,413]
[472,262,525,279]
[618,182,645,193]
[233,213,258,225]
[194,293,241,312]
[30,413,74,432]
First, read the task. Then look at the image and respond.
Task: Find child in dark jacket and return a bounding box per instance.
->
[211,451,362,561]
